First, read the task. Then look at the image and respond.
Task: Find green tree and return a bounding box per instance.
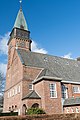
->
[0,72,5,95]
[0,71,5,113]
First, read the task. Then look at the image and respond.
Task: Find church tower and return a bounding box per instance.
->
[3,5,33,114]
[7,7,32,69]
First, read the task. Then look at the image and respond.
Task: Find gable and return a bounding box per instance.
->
[22,90,41,100]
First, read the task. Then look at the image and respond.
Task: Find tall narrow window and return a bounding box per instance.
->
[18,86,20,93]
[10,90,11,97]
[12,89,14,96]
[71,108,74,113]
[62,85,68,99]
[66,108,69,113]
[15,87,17,95]
[49,83,57,98]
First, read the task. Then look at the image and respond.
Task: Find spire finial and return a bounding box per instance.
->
[19,0,22,9]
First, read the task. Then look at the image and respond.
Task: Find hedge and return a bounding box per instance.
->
[27,108,46,115]
[0,113,80,120]
[0,112,18,116]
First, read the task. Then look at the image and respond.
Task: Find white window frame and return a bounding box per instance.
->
[76,108,79,113]
[10,90,11,97]
[66,108,69,113]
[18,86,20,93]
[49,83,57,98]
[73,86,80,93]
[12,89,14,96]
[29,84,33,90]
[15,87,17,95]
[71,108,74,113]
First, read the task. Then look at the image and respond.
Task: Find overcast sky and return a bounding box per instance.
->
[0,0,80,75]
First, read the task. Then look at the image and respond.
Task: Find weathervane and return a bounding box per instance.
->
[19,0,22,9]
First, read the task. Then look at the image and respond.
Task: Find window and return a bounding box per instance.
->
[62,85,68,99]
[66,108,69,113]
[71,108,74,113]
[49,83,57,98]
[15,87,17,95]
[18,86,20,93]
[9,107,11,112]
[73,86,80,93]
[10,91,11,97]
[29,84,33,90]
[76,108,79,113]
[12,89,14,96]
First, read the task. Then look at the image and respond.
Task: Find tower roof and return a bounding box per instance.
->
[14,8,28,31]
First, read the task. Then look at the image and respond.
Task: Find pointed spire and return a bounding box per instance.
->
[19,0,22,9]
[14,7,28,31]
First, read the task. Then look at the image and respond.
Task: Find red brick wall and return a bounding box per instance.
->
[5,50,23,90]
[22,66,42,98]
[23,66,42,80]
[3,81,22,114]
[22,99,41,108]
[64,105,80,113]
[62,83,80,98]
[34,80,63,114]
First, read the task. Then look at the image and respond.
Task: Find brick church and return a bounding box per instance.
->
[3,6,80,115]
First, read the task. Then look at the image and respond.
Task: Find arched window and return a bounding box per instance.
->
[22,104,27,115]
[31,103,39,108]
[71,108,74,113]
[9,107,11,112]
[66,108,69,113]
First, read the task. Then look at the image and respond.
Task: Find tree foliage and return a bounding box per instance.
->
[0,72,5,95]
[0,71,5,112]
[27,108,46,115]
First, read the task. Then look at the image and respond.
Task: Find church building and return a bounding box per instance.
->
[3,6,80,115]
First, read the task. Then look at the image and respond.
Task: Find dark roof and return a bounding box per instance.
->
[64,97,80,106]
[22,91,41,100]
[17,49,80,82]
[37,69,60,79]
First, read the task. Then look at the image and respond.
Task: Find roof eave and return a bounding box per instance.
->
[33,76,62,84]
[61,80,80,85]
[22,97,41,100]
[63,103,80,107]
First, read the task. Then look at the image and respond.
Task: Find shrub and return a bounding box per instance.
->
[0,112,18,116]
[27,108,46,115]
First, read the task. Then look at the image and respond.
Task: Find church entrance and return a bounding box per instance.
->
[22,104,27,115]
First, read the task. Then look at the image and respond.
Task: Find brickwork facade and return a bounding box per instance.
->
[3,7,80,115]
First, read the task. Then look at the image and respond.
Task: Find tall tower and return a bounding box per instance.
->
[3,5,32,114]
[7,7,32,69]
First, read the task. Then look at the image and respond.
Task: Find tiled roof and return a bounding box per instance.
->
[22,91,41,100]
[37,69,60,79]
[64,97,80,106]
[17,49,80,82]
